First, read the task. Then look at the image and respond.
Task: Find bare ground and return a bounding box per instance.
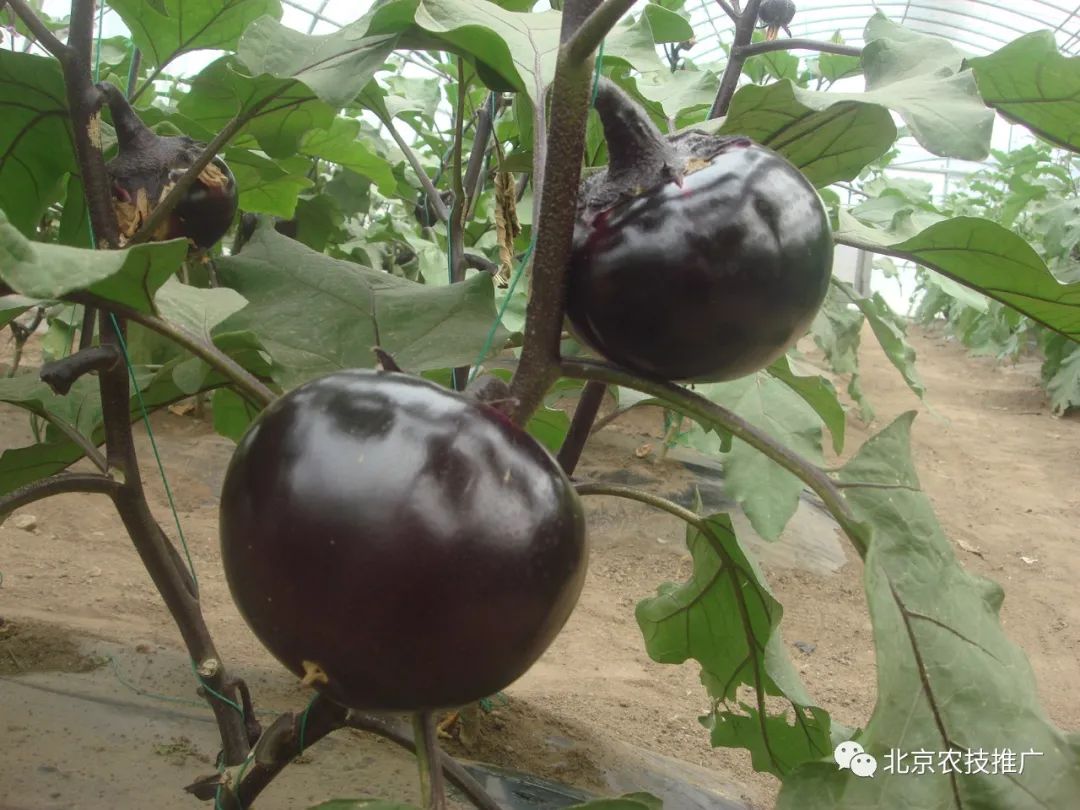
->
[1,324,1078,809]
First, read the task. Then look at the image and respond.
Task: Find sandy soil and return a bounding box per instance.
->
[1,323,1078,809]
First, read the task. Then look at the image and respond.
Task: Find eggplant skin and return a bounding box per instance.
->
[219,370,589,712]
[567,141,833,383]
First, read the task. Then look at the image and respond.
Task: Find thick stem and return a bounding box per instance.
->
[0,472,119,519]
[384,114,450,224]
[509,0,601,425]
[735,38,862,58]
[449,60,469,391]
[716,0,738,24]
[66,292,275,408]
[412,712,448,810]
[560,358,867,557]
[575,481,708,528]
[556,380,607,475]
[565,0,640,64]
[98,313,250,764]
[708,0,764,119]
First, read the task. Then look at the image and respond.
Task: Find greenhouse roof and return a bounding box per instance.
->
[275,0,1080,60]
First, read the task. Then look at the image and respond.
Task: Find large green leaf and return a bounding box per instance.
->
[637,509,831,776]
[0,295,41,328]
[178,57,335,158]
[224,148,313,218]
[692,375,824,541]
[0,211,187,312]
[108,0,282,72]
[969,31,1080,153]
[300,118,397,195]
[810,282,873,421]
[0,52,75,237]
[237,12,398,108]
[777,414,1080,807]
[837,212,1080,341]
[856,13,993,160]
[717,82,896,188]
[216,225,506,389]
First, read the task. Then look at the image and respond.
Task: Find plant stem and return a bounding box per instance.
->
[716,0,738,24]
[575,481,707,528]
[383,114,450,224]
[65,292,275,408]
[450,59,469,390]
[564,0,640,65]
[735,38,863,58]
[557,380,606,475]
[708,0,763,119]
[560,358,868,557]
[412,712,448,810]
[0,472,120,518]
[509,0,601,425]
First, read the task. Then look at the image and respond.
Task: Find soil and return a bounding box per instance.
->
[1,324,1078,809]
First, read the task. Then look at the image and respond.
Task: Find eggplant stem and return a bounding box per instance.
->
[412,711,449,810]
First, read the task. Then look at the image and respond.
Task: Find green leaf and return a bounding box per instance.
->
[745,48,799,83]
[969,31,1080,153]
[154,278,248,344]
[817,51,862,83]
[837,213,1080,342]
[179,57,336,159]
[641,4,693,43]
[216,226,506,389]
[855,13,993,160]
[777,414,1080,807]
[301,118,397,195]
[212,387,261,442]
[0,211,187,312]
[108,0,282,71]
[237,13,398,108]
[718,82,896,188]
[809,284,873,421]
[637,510,831,776]
[834,280,924,400]
[225,148,312,218]
[0,295,40,328]
[0,52,75,236]
[767,355,845,454]
[692,375,824,541]
[411,0,559,107]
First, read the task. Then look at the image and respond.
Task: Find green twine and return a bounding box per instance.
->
[298,694,318,755]
[465,41,606,385]
[189,658,245,716]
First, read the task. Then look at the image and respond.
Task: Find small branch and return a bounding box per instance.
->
[65,293,275,409]
[463,252,498,275]
[464,94,495,219]
[556,380,607,475]
[708,0,763,119]
[575,481,708,529]
[383,114,450,225]
[560,358,867,557]
[36,410,109,473]
[734,38,862,58]
[0,472,119,519]
[449,60,471,391]
[346,714,502,810]
[412,712,448,810]
[6,0,69,61]
[716,0,739,24]
[509,0,601,424]
[565,0,640,65]
[39,345,121,395]
[128,87,289,245]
